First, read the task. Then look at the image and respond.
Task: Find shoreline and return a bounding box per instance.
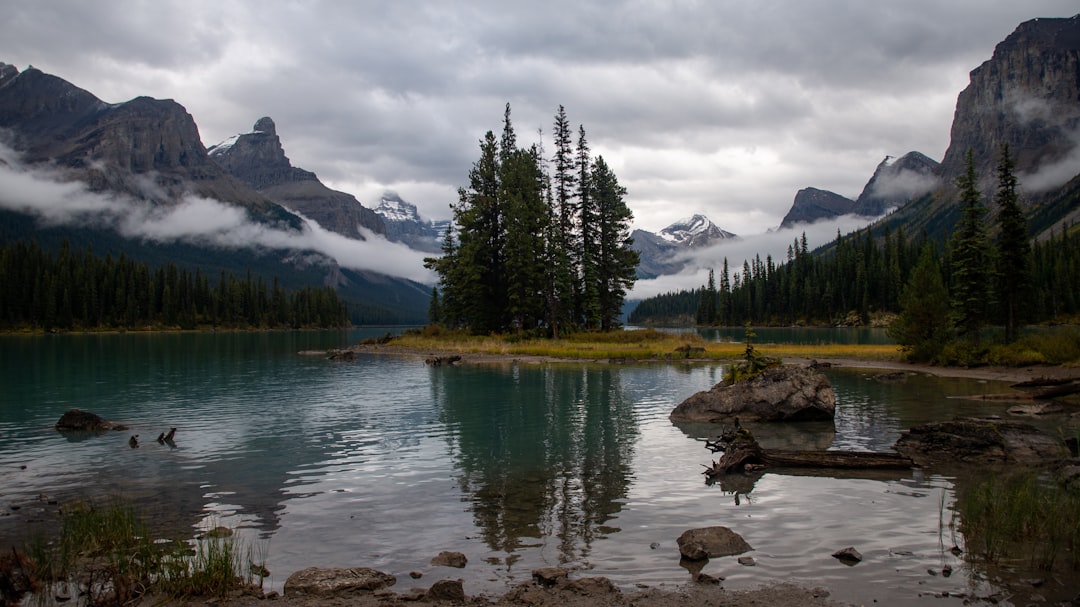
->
[349,342,1079,385]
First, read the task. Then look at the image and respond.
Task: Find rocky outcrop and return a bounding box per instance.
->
[208,117,385,241]
[670,365,835,423]
[282,567,395,596]
[676,526,752,560]
[779,187,855,228]
[893,418,1071,466]
[54,409,127,432]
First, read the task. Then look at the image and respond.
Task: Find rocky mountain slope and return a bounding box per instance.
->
[208,117,386,241]
[778,188,856,229]
[0,64,295,227]
[852,152,941,217]
[878,14,1080,240]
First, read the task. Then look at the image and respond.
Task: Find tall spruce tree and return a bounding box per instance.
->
[993,143,1032,343]
[450,130,505,332]
[502,146,550,333]
[590,155,639,330]
[576,124,599,329]
[949,149,991,345]
[549,105,577,336]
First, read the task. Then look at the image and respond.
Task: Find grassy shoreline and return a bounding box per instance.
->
[373,327,901,363]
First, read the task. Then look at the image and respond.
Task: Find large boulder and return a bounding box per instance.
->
[677,526,753,560]
[283,567,395,597]
[54,409,127,431]
[670,366,835,423]
[894,418,1070,466]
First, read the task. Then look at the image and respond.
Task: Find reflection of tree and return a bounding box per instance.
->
[432,364,638,564]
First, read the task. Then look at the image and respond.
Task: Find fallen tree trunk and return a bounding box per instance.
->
[702,433,913,479]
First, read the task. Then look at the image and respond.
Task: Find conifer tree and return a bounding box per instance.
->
[993,143,1032,343]
[590,155,639,330]
[576,124,599,329]
[889,243,950,361]
[697,269,717,325]
[549,105,577,336]
[502,146,549,332]
[949,149,991,345]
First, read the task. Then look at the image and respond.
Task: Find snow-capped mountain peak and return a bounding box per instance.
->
[658,214,736,247]
[374,192,422,223]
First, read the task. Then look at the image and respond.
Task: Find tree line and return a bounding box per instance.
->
[0,240,349,331]
[630,145,1080,360]
[425,104,639,335]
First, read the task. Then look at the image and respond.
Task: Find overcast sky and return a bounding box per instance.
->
[6,1,1077,238]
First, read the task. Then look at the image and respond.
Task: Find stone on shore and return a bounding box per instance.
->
[55,409,128,431]
[424,578,465,601]
[670,365,835,423]
[677,526,752,560]
[283,567,396,596]
[894,418,1070,466]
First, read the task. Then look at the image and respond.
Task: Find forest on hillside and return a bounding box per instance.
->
[0,240,349,331]
[629,221,1079,328]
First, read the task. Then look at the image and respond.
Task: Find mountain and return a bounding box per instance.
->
[0,65,297,227]
[631,214,737,279]
[779,188,856,229]
[876,15,1080,241]
[659,214,737,247]
[208,117,386,241]
[853,152,941,217]
[373,192,449,254]
[0,63,430,324]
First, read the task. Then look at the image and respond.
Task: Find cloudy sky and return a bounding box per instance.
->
[6,1,1077,238]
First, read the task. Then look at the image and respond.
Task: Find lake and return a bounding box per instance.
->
[0,330,1075,605]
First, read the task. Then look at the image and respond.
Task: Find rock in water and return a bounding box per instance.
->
[676,527,753,560]
[894,418,1069,466]
[55,409,127,431]
[283,567,395,596]
[670,366,835,423]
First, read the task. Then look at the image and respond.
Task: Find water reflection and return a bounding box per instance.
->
[432,363,638,565]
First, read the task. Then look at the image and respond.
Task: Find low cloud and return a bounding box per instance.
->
[869,168,939,200]
[0,144,435,283]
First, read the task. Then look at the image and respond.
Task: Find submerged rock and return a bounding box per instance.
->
[670,365,835,423]
[283,567,396,596]
[54,409,127,432]
[894,418,1069,466]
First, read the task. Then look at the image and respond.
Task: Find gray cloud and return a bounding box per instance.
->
[3,1,1077,239]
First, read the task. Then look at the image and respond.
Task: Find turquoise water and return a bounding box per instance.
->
[0,331,1073,604]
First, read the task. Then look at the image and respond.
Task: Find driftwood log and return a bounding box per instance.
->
[702,431,913,480]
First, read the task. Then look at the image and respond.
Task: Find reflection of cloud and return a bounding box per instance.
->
[630,214,872,299]
[0,144,435,283]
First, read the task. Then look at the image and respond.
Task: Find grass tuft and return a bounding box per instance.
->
[9,499,263,605]
[958,472,1080,570]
